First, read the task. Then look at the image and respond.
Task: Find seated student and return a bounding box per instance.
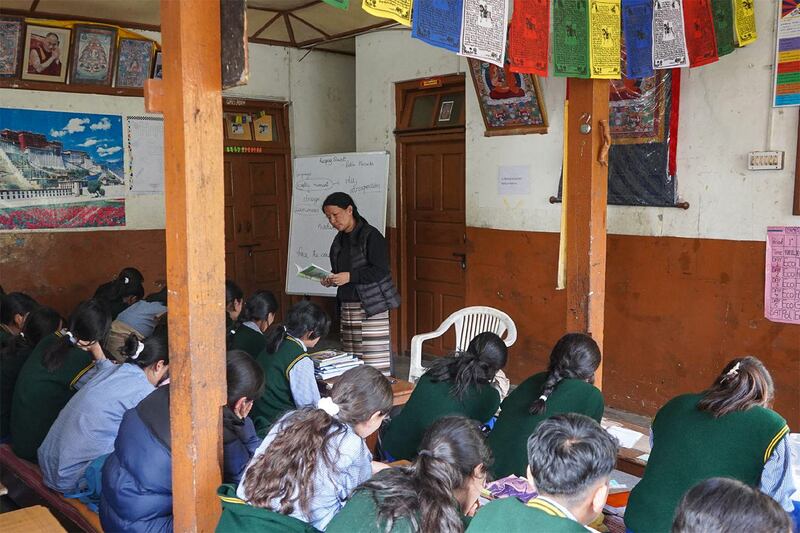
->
[237,365,393,530]
[38,328,169,493]
[10,299,110,462]
[0,292,39,343]
[381,332,507,461]
[94,267,145,320]
[223,349,265,485]
[226,279,244,333]
[672,477,792,533]
[0,306,62,440]
[251,300,330,433]
[327,416,491,533]
[487,333,604,478]
[229,290,279,358]
[468,413,618,532]
[625,356,794,533]
[115,289,168,338]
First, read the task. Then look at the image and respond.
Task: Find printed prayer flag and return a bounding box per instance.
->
[459,0,509,67]
[589,0,622,79]
[683,0,718,67]
[733,0,757,46]
[553,0,590,78]
[509,0,550,75]
[412,0,463,52]
[652,0,689,69]
[362,0,412,26]
[321,0,349,8]
[622,0,654,78]
[711,0,736,56]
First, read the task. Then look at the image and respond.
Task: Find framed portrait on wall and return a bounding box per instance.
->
[0,17,25,78]
[115,38,154,88]
[69,24,117,85]
[224,112,253,141]
[21,24,71,83]
[468,57,548,136]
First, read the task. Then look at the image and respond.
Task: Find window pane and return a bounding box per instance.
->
[410,95,436,128]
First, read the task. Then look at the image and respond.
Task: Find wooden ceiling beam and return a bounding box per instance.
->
[284,13,296,45]
[0,8,161,32]
[289,12,330,39]
[251,11,282,38]
[297,19,395,47]
[29,0,40,11]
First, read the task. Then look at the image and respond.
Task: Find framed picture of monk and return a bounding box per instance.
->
[21,24,71,83]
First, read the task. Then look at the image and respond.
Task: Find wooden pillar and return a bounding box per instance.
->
[159,0,226,530]
[564,79,610,387]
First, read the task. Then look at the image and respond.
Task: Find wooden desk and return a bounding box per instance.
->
[0,506,66,533]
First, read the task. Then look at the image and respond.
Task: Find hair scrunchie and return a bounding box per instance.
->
[61,329,77,345]
[318,396,340,416]
[132,339,145,360]
[123,276,130,284]
[538,394,549,402]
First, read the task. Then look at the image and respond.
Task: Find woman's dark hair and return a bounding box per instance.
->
[225,280,244,308]
[243,365,392,516]
[226,349,265,407]
[672,477,791,533]
[322,192,361,221]
[529,333,601,415]
[121,326,169,369]
[0,292,39,327]
[697,356,775,417]
[240,290,279,324]
[0,306,62,361]
[426,332,507,401]
[42,299,111,372]
[94,268,145,304]
[358,416,492,533]
[263,300,330,354]
[145,285,168,304]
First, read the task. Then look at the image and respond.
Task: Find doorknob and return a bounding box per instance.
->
[452,252,467,270]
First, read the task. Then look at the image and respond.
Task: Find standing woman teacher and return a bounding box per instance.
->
[321,192,400,375]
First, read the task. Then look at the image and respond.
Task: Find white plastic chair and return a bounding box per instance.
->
[408,306,517,382]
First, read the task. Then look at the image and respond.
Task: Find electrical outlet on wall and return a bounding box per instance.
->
[747,151,784,170]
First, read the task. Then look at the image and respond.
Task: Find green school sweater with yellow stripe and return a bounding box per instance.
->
[467,496,586,532]
[10,333,94,462]
[381,373,501,460]
[625,393,789,533]
[488,372,604,478]
[230,325,267,359]
[251,336,308,436]
[216,484,320,533]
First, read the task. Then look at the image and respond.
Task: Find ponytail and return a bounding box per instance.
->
[263,300,330,354]
[697,356,774,417]
[121,327,169,369]
[42,299,110,371]
[529,333,600,415]
[427,332,507,401]
[228,290,280,349]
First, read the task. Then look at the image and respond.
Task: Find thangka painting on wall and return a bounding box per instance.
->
[0,108,126,230]
[0,17,25,78]
[69,24,117,86]
[468,57,549,136]
[115,38,154,89]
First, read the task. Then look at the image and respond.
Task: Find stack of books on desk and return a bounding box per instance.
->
[311,350,363,379]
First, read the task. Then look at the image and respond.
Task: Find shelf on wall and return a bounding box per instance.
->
[0,78,144,98]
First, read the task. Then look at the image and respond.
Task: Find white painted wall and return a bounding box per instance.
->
[1,37,356,231]
[356,0,799,241]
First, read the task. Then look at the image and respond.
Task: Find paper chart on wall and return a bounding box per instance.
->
[773,1,800,107]
[127,116,164,194]
[652,0,689,69]
[765,226,800,325]
[459,0,509,67]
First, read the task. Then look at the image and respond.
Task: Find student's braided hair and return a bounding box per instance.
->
[357,416,492,533]
[426,332,507,401]
[529,333,601,415]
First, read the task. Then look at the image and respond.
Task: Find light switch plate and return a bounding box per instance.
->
[747,151,784,170]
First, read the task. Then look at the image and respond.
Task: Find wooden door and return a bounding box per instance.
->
[224,154,290,315]
[403,134,466,356]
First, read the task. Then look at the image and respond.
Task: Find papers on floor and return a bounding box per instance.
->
[296,263,332,282]
[311,350,363,379]
[606,425,646,449]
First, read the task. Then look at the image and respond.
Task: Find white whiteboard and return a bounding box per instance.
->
[127,116,164,194]
[286,152,389,296]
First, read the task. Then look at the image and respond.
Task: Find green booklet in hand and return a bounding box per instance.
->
[296,263,332,281]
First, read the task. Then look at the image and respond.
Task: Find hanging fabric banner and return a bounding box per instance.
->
[733,0,757,46]
[652,0,689,69]
[508,0,550,75]
[622,0,654,78]
[362,0,412,26]
[321,0,349,9]
[552,0,590,77]
[411,0,463,52]
[683,0,718,67]
[459,0,509,67]
[711,0,736,56]
[589,0,622,79]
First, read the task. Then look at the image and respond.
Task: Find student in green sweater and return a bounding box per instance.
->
[625,356,793,533]
[225,280,244,334]
[229,290,279,358]
[10,299,110,461]
[93,268,145,320]
[0,292,39,343]
[251,300,330,434]
[468,413,618,533]
[488,333,604,478]
[381,332,507,461]
[0,306,62,440]
[672,477,792,533]
[328,416,491,533]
